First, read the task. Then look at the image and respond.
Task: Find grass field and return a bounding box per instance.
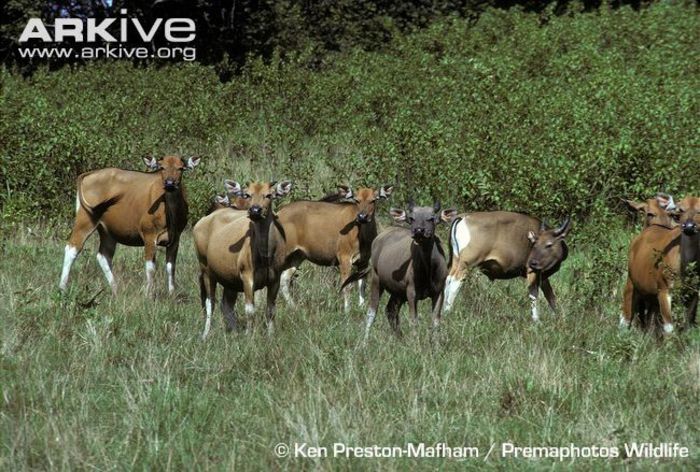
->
[1,219,699,470]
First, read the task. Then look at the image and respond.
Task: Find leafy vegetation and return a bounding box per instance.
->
[1,2,697,233]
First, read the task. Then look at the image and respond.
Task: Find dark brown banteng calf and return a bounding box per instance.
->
[442,212,571,321]
[350,201,456,339]
[620,194,678,332]
[277,184,393,311]
[193,180,292,339]
[673,196,700,328]
[59,155,200,296]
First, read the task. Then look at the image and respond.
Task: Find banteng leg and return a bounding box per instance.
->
[143,238,157,297]
[364,270,383,340]
[280,267,297,307]
[658,288,674,335]
[266,280,280,335]
[620,278,633,329]
[200,272,217,340]
[165,240,180,296]
[443,262,465,314]
[221,288,239,332]
[386,294,403,337]
[540,278,558,315]
[406,285,418,334]
[59,204,98,291]
[357,278,366,306]
[339,255,353,313]
[431,292,444,328]
[243,276,255,334]
[96,226,118,295]
[527,270,540,322]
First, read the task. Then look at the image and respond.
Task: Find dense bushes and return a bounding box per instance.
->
[1,2,698,233]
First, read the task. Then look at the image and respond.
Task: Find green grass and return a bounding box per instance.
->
[1,221,699,470]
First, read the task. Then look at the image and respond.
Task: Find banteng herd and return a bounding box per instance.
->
[58,156,700,339]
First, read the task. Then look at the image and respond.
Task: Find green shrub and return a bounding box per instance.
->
[1,2,698,235]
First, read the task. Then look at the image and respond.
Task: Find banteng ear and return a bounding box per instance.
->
[389,208,407,222]
[528,230,537,244]
[553,217,572,239]
[215,195,230,206]
[185,156,201,170]
[440,209,458,224]
[378,185,394,200]
[433,200,441,213]
[337,185,353,199]
[224,180,242,196]
[655,193,676,211]
[143,156,159,171]
[407,199,415,212]
[275,180,293,197]
[623,199,646,214]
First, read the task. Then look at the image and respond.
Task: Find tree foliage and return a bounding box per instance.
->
[1,2,697,234]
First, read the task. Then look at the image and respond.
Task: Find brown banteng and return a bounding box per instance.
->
[59,155,200,296]
[620,193,679,332]
[206,180,253,214]
[276,184,393,311]
[193,180,293,339]
[442,212,571,321]
[622,206,681,334]
[622,193,677,229]
[673,196,700,328]
[345,201,456,339]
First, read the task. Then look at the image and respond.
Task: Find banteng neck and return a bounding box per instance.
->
[163,187,186,247]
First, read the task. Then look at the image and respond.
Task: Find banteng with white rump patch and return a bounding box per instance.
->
[442,212,570,321]
[58,155,200,296]
[346,201,456,339]
[276,184,393,311]
[193,180,293,339]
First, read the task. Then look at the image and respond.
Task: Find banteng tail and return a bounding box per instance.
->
[340,266,371,292]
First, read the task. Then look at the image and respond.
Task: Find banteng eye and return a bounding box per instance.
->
[242,193,252,199]
[546,241,554,247]
[265,194,273,199]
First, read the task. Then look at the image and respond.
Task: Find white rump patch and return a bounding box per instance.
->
[451,218,470,257]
